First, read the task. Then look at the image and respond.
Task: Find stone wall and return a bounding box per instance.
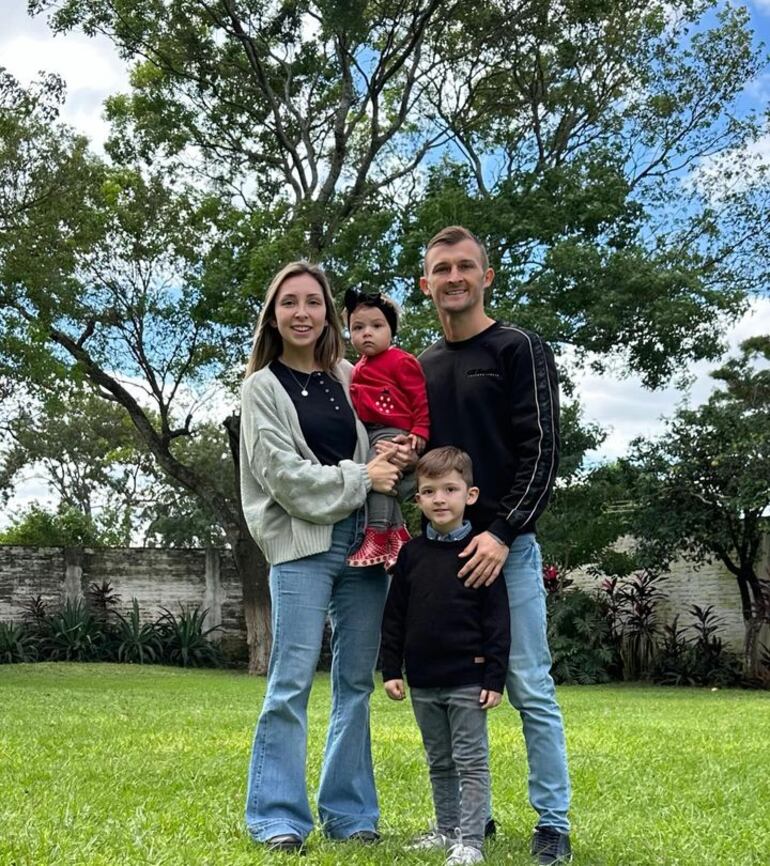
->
[0,545,247,659]
[570,534,770,653]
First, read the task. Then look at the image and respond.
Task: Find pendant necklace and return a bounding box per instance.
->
[286,366,314,397]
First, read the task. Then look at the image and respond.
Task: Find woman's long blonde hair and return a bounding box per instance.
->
[245,261,345,377]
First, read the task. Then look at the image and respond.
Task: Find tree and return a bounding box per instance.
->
[0,70,270,672]
[629,337,770,674]
[0,503,117,547]
[0,387,153,543]
[5,0,770,673]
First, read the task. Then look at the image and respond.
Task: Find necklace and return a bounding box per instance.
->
[285,366,314,397]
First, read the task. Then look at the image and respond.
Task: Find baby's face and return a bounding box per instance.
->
[349,305,392,357]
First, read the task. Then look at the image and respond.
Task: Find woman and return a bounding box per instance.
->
[240,261,400,852]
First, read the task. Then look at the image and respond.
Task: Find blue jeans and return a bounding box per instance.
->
[244,513,389,842]
[502,533,571,833]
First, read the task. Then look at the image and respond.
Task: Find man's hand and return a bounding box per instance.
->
[384,678,406,701]
[458,531,509,588]
[479,689,502,710]
[374,433,419,472]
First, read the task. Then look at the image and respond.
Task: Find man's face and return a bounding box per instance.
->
[420,238,494,316]
[416,470,479,534]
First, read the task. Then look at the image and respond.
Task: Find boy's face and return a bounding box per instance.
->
[349,305,392,357]
[415,470,479,535]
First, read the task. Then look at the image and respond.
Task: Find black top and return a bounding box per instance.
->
[419,321,560,545]
[270,361,357,466]
[380,535,510,691]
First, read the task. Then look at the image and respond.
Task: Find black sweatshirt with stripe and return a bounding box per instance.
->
[419,321,560,545]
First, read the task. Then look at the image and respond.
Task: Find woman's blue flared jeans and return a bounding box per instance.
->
[245,514,388,842]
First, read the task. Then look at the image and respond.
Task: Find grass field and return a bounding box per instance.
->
[1,664,768,865]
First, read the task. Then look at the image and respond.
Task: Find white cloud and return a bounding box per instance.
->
[575,296,770,461]
[1,1,129,150]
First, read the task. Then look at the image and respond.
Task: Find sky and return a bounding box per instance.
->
[2,0,770,520]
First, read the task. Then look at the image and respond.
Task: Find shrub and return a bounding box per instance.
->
[114,599,163,664]
[0,622,38,663]
[547,588,617,685]
[39,598,106,661]
[157,606,223,668]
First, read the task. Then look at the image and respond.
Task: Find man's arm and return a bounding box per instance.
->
[460,330,559,587]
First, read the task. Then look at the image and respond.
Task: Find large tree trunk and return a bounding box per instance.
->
[224,413,272,674]
[736,566,768,679]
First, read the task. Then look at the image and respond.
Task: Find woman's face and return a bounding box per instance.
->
[271,274,328,354]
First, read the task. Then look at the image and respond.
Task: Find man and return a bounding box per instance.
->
[416,225,571,865]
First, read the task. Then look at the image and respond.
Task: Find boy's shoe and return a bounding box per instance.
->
[531,827,572,864]
[406,828,453,851]
[347,527,389,567]
[384,525,412,571]
[347,830,380,844]
[446,842,484,865]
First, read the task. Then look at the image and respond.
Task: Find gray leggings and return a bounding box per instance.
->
[411,685,489,850]
[365,425,406,530]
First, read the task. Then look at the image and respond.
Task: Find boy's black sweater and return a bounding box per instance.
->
[380,535,510,692]
[419,321,560,546]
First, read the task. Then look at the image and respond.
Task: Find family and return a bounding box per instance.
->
[238,226,571,865]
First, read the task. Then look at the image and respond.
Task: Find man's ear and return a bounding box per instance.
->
[419,275,431,297]
[466,486,480,505]
[483,267,495,290]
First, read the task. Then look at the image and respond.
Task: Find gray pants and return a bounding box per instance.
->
[410,685,489,850]
[366,425,406,530]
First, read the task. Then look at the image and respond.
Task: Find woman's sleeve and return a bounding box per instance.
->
[241,378,371,524]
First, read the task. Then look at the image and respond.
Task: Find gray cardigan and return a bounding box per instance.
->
[239,360,373,565]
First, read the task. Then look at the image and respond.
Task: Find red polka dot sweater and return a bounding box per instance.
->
[349,346,430,439]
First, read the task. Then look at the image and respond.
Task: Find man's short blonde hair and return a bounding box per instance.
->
[424,225,489,273]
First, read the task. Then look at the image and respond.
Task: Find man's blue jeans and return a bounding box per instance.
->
[244,514,389,842]
[502,533,571,833]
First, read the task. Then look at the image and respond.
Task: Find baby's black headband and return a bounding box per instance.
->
[343,287,399,336]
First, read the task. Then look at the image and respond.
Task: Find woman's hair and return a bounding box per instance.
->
[245,261,345,377]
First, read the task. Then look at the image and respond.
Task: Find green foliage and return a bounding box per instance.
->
[652,607,743,687]
[156,606,223,668]
[629,337,770,673]
[547,588,617,684]
[114,599,163,664]
[38,598,106,662]
[0,504,108,547]
[0,622,38,663]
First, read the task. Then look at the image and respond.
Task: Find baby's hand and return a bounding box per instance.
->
[479,689,502,710]
[384,679,406,701]
[409,433,427,454]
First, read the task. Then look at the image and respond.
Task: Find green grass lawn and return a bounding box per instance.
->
[1,665,768,866]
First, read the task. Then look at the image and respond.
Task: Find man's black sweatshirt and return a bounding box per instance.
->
[419,321,560,546]
[380,535,510,692]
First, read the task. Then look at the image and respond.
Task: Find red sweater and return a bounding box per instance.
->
[350,347,430,439]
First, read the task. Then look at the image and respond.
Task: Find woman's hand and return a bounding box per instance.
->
[367,450,401,493]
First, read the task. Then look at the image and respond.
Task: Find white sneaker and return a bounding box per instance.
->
[407,828,453,851]
[445,842,485,865]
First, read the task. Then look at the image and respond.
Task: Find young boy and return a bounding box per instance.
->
[343,287,430,570]
[380,447,510,866]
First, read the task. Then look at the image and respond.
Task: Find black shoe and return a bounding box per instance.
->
[347,830,381,844]
[265,834,304,854]
[484,818,497,839]
[531,826,572,864]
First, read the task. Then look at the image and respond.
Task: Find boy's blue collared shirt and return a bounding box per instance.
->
[425,520,473,542]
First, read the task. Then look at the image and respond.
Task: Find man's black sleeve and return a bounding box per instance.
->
[488,331,560,546]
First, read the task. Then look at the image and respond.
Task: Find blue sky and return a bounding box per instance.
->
[2,0,770,520]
